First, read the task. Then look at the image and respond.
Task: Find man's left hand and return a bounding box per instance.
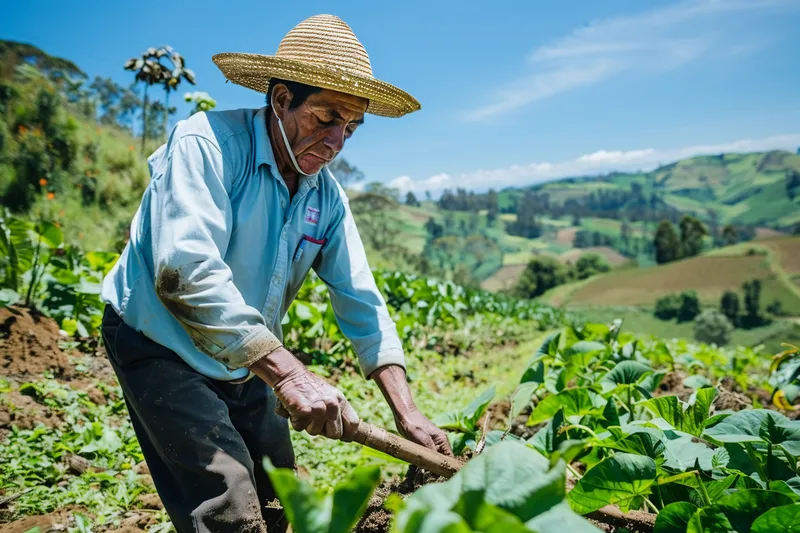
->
[395,407,453,457]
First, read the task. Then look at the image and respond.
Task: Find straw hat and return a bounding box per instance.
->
[212,14,420,118]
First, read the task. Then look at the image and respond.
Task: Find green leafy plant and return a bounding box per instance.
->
[263,459,381,533]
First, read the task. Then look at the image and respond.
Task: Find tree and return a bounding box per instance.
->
[349,192,397,250]
[424,218,444,239]
[654,295,680,320]
[89,76,122,125]
[679,215,707,258]
[405,192,420,207]
[154,46,195,137]
[654,220,681,264]
[514,256,570,299]
[794,222,800,236]
[719,291,740,324]
[767,300,784,316]
[786,169,800,200]
[328,157,365,188]
[722,224,738,246]
[694,309,733,346]
[486,189,498,226]
[677,290,700,322]
[575,254,610,280]
[742,279,762,326]
[124,48,167,154]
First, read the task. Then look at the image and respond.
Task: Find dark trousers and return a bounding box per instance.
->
[100,305,295,533]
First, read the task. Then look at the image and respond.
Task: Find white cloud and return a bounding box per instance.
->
[390,133,800,195]
[463,0,797,121]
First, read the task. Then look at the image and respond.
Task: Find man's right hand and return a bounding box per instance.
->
[248,347,360,441]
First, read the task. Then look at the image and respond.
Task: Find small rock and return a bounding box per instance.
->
[136,493,163,510]
[137,474,155,489]
[132,460,150,476]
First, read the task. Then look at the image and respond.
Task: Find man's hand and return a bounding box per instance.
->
[395,406,453,457]
[371,365,454,457]
[249,348,360,440]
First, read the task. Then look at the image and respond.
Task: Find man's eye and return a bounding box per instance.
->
[317,116,335,127]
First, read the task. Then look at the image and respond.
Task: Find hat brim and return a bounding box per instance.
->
[212,53,420,118]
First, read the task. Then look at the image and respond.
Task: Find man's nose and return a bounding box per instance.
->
[324,125,347,153]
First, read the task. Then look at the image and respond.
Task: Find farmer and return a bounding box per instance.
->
[99,13,451,533]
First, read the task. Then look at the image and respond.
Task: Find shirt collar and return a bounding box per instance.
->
[253,106,319,189]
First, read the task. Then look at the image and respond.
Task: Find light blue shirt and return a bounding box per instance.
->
[101,106,405,381]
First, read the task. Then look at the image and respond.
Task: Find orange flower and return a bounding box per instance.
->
[59,210,65,216]
[128,145,135,151]
[54,222,61,228]
[17,125,27,134]
[47,192,55,200]
[39,178,48,186]
[79,233,84,239]
[85,171,91,177]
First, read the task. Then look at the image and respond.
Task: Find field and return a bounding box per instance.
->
[549,237,800,316]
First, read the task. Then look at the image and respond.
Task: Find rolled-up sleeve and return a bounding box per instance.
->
[313,199,406,377]
[149,134,283,369]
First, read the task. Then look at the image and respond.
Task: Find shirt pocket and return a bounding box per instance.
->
[287,230,325,295]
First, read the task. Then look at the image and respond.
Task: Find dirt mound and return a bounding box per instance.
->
[0,511,71,533]
[656,372,693,401]
[0,391,65,431]
[1,306,70,378]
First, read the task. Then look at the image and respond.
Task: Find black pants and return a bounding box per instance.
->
[100,305,295,533]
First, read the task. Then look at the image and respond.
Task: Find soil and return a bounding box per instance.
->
[0,511,71,533]
[355,466,448,533]
[655,372,693,401]
[0,391,65,431]
[0,306,71,378]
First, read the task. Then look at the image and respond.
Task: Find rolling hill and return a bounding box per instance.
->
[497,150,800,228]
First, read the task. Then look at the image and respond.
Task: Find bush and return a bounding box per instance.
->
[575,253,610,280]
[720,290,740,324]
[654,294,680,320]
[677,290,701,322]
[514,256,570,299]
[694,309,733,346]
[766,299,785,317]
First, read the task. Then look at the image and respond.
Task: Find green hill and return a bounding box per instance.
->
[497,151,800,228]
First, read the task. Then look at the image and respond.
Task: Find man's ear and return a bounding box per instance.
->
[271,84,293,120]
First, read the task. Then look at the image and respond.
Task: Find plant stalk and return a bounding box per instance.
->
[694,471,712,507]
[24,231,42,307]
[744,442,769,483]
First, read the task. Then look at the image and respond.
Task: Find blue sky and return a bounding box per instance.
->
[4,0,799,194]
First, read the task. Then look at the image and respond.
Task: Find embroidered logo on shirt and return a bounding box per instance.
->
[304,207,320,226]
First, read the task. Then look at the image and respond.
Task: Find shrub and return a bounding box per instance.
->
[677,290,701,322]
[575,253,610,280]
[766,299,785,317]
[694,309,733,346]
[514,256,570,299]
[654,294,680,320]
[720,290,740,324]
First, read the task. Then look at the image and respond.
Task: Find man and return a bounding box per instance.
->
[100,13,451,533]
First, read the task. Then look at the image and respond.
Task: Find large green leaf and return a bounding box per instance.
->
[686,508,732,533]
[435,386,496,433]
[643,388,717,437]
[394,441,599,533]
[602,432,666,461]
[655,502,698,533]
[714,489,793,533]
[528,388,603,426]
[529,408,567,456]
[562,341,607,368]
[568,453,657,514]
[329,466,382,533]
[36,221,63,249]
[751,504,800,533]
[264,459,331,533]
[663,435,716,471]
[602,361,653,386]
[704,409,789,445]
[510,381,539,420]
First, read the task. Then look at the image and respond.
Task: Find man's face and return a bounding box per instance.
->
[279,88,367,175]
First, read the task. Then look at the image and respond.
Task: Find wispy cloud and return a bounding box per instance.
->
[463,0,796,121]
[388,134,800,195]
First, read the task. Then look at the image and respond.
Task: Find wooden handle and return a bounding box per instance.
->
[275,402,462,478]
[353,421,463,478]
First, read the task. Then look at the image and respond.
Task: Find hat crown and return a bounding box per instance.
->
[276,14,373,78]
